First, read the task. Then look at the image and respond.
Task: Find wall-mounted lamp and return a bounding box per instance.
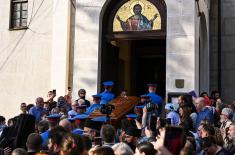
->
[195,0,202,17]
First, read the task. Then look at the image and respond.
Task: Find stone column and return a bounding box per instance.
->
[73,0,105,100]
[51,0,71,96]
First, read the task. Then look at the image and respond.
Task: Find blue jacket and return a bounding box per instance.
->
[195,107,214,130]
[100,90,115,104]
[29,106,44,123]
[147,92,162,114]
[85,103,101,115]
[41,130,49,148]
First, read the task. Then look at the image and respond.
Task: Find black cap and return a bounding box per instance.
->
[84,119,102,131]
[126,127,141,138]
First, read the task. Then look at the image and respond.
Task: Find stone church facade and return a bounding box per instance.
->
[0,0,234,118]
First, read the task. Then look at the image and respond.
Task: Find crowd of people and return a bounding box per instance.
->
[0,81,235,155]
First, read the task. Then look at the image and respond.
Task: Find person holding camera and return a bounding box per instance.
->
[140,95,157,129]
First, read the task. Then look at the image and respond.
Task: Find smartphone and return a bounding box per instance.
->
[94,137,102,146]
[164,126,185,155]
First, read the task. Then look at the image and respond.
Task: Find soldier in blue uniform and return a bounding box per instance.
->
[72,114,89,135]
[100,81,115,104]
[146,84,163,115]
[84,94,102,115]
[40,114,62,149]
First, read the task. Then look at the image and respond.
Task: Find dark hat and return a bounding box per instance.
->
[67,117,75,122]
[74,114,88,120]
[73,114,88,124]
[126,127,141,137]
[126,114,137,121]
[46,114,62,122]
[140,94,150,99]
[135,105,145,109]
[92,116,110,123]
[92,94,102,99]
[72,129,84,135]
[147,84,157,88]
[103,81,114,86]
[84,119,102,131]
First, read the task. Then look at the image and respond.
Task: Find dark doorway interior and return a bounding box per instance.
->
[132,39,166,97]
[101,39,166,97]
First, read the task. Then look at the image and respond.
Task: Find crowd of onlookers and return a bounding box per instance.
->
[0,83,235,155]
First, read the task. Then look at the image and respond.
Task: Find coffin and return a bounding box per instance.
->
[89,96,139,126]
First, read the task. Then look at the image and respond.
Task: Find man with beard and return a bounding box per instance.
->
[124,126,141,152]
[41,114,62,149]
[201,136,229,155]
[220,108,233,147]
[47,126,67,155]
[83,119,101,142]
[227,123,235,154]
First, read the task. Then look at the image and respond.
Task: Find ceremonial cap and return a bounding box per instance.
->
[147,84,157,88]
[72,129,84,135]
[126,127,141,137]
[46,114,62,122]
[73,114,88,124]
[92,116,110,123]
[140,94,150,99]
[67,117,75,122]
[84,119,102,131]
[135,105,145,109]
[92,94,102,99]
[103,81,114,86]
[126,114,137,121]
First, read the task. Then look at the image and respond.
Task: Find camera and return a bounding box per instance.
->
[146,101,156,112]
[100,104,115,115]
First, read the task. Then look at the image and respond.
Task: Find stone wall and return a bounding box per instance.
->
[165,0,197,96]
[221,0,235,103]
[73,0,106,100]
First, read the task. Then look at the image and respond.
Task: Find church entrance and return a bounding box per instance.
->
[99,0,167,97]
[100,38,166,97]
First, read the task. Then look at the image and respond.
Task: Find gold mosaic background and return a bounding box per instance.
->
[113,0,161,32]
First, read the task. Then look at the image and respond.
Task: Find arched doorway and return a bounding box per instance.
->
[99,0,167,97]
